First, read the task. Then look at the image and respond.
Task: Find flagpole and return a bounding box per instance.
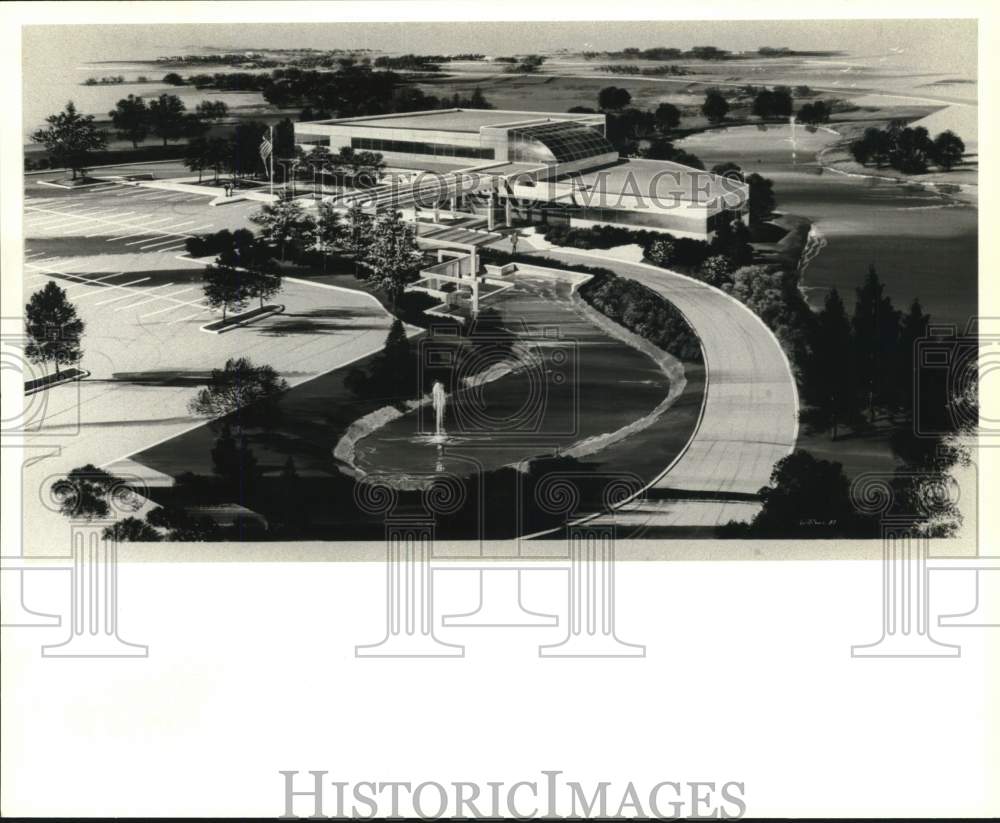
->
[269,125,274,198]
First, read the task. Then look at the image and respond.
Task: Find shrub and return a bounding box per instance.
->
[580,271,702,363]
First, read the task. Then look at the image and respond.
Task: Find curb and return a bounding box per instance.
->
[200,304,285,334]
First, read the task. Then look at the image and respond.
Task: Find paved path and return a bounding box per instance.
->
[542,251,799,527]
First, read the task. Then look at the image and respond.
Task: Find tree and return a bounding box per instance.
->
[109,94,149,149]
[711,161,744,181]
[232,243,282,310]
[228,121,270,180]
[195,99,229,123]
[182,113,210,140]
[162,72,186,86]
[273,117,297,161]
[365,210,423,306]
[893,298,931,423]
[645,238,676,268]
[701,90,729,124]
[306,144,333,188]
[805,289,856,439]
[889,125,933,174]
[147,506,221,541]
[202,260,249,321]
[316,200,343,253]
[184,137,211,182]
[851,266,900,423]
[344,203,374,258]
[51,464,121,519]
[25,281,84,376]
[332,146,385,187]
[653,102,681,133]
[189,357,289,427]
[249,190,315,261]
[697,255,736,289]
[148,93,188,146]
[102,517,162,542]
[468,87,492,110]
[752,88,793,120]
[932,130,965,170]
[743,450,869,537]
[345,318,416,403]
[30,101,108,179]
[204,136,231,184]
[210,422,260,496]
[796,100,831,125]
[598,86,632,111]
[746,173,776,224]
[639,138,704,168]
[710,217,754,267]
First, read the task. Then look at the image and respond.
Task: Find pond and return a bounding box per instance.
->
[678,124,978,329]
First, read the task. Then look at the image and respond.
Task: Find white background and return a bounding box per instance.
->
[0,560,996,817]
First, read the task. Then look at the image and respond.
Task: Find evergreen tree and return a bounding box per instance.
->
[851,266,901,423]
[211,423,260,498]
[806,289,856,439]
[893,298,931,422]
[25,281,85,376]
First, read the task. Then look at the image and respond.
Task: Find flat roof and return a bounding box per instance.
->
[566,159,745,206]
[300,108,600,134]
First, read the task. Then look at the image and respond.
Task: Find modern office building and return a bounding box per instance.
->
[294,109,747,239]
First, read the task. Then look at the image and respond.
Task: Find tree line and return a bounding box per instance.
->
[850,122,965,173]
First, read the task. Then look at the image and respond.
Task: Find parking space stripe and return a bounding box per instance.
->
[113,284,177,311]
[139,236,190,250]
[92,280,156,305]
[84,213,137,236]
[25,206,199,241]
[64,271,127,293]
[27,206,107,224]
[106,218,177,240]
[25,259,89,275]
[137,288,199,317]
[167,310,206,325]
[76,277,150,301]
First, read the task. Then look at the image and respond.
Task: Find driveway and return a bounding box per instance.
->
[542,251,799,527]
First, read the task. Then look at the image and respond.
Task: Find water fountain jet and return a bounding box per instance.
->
[432,381,447,441]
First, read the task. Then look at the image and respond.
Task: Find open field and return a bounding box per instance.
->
[20,180,396,554]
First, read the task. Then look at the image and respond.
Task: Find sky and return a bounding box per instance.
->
[23,18,976,73]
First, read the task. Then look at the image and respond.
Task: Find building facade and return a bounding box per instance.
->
[294,109,747,240]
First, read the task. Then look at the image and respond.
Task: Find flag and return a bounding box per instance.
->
[259,135,273,164]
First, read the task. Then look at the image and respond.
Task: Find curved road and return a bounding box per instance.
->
[546,250,799,527]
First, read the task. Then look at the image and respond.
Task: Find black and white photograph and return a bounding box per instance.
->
[1,2,996,819]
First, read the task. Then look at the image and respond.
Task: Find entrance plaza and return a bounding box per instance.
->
[294,108,748,240]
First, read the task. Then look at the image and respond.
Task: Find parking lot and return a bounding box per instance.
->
[20,179,397,553]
